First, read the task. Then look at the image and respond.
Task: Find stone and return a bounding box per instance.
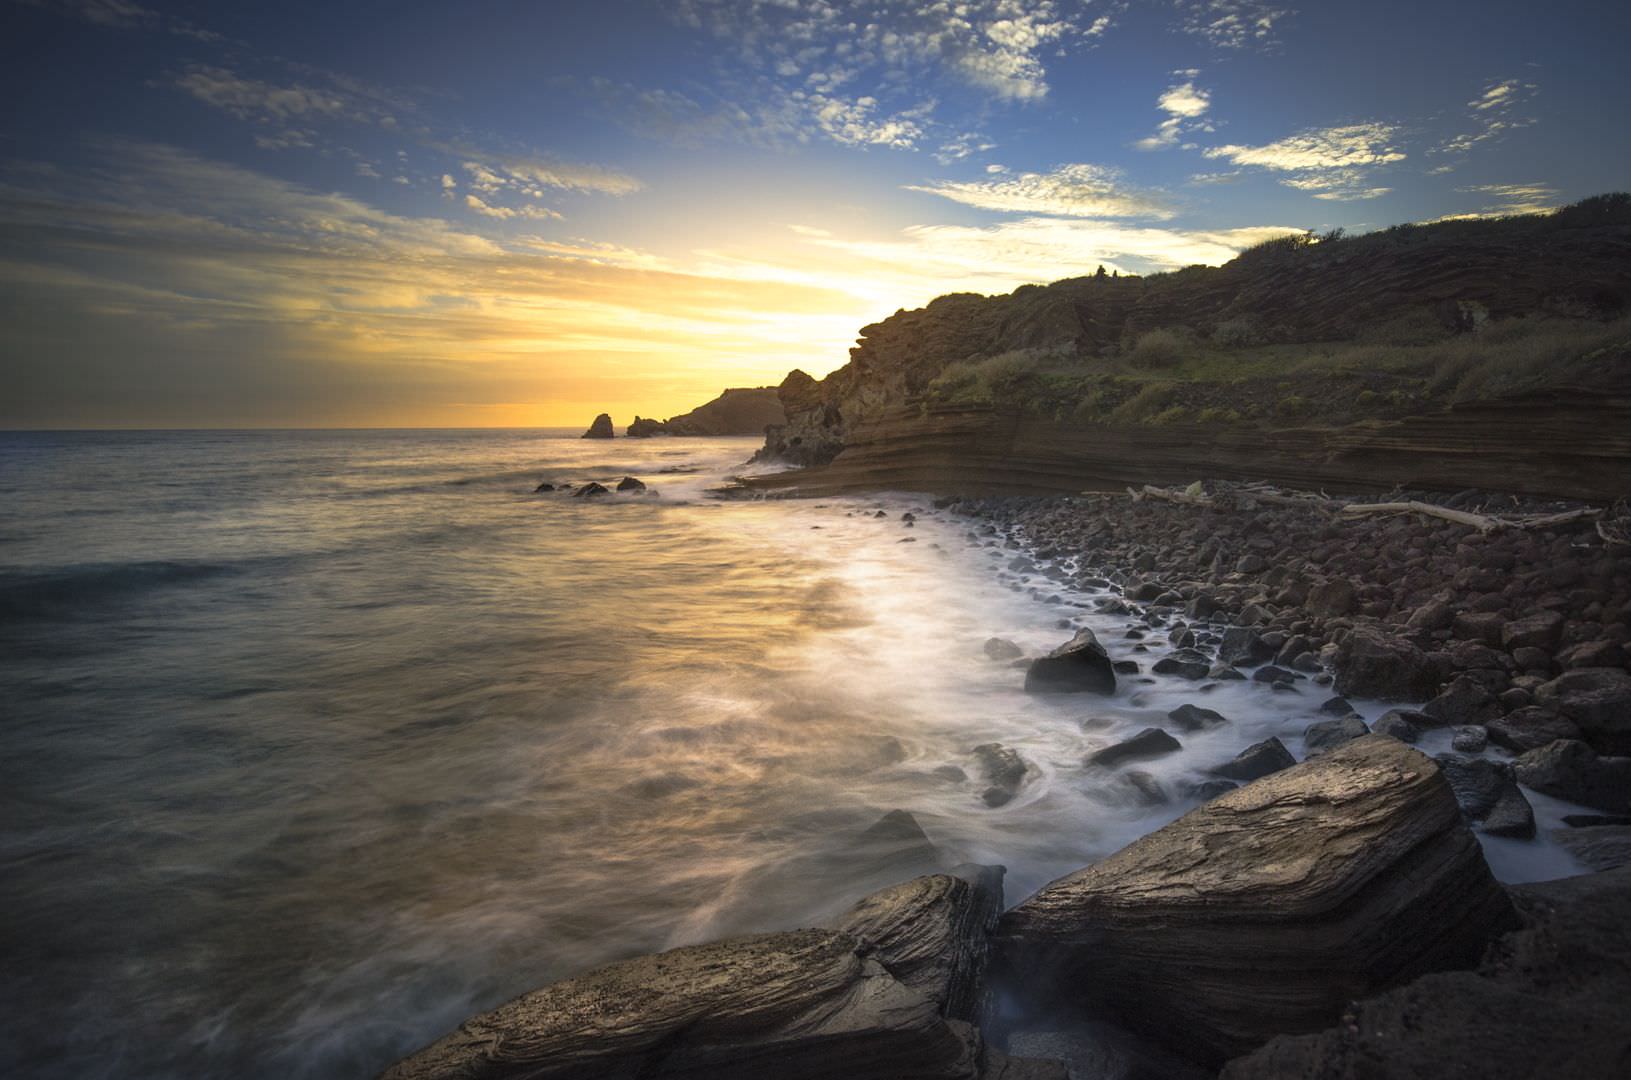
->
[1404,598,1456,632]
[1251,664,1297,684]
[1208,664,1247,680]
[1434,756,1532,836]
[1006,1025,1211,1080]
[1086,728,1182,769]
[1024,629,1116,695]
[615,475,646,492]
[973,744,1029,808]
[1152,657,1209,679]
[572,481,610,497]
[533,481,555,492]
[1482,783,1536,839]
[1453,611,1505,645]
[1218,627,1275,666]
[984,637,1024,661]
[580,412,614,439]
[1534,667,1631,754]
[1333,627,1438,701]
[1120,770,1170,806]
[1501,611,1566,653]
[1372,712,1421,743]
[1510,645,1555,672]
[1317,695,1353,716]
[1484,707,1583,757]
[1551,826,1631,871]
[1209,737,1296,782]
[1306,578,1355,617]
[1513,740,1631,813]
[1167,704,1228,732]
[1451,726,1489,752]
[1302,715,1370,756]
[1111,660,1140,675]
[998,737,1516,1065]
[1377,707,1440,729]
[1187,779,1240,801]
[1422,676,1502,726]
[1557,639,1629,670]
[1222,867,1631,1080]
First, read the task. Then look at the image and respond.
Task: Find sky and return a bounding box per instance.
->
[2,0,1627,428]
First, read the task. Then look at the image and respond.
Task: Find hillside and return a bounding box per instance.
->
[750,195,1631,500]
[627,387,785,437]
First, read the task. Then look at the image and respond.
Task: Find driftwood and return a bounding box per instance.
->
[1339,501,1502,531]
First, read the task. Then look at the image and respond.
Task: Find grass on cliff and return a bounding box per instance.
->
[924,314,1631,427]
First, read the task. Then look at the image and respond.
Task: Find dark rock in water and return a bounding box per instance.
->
[616,475,646,492]
[1218,627,1275,666]
[984,637,1024,661]
[832,866,1004,1023]
[1221,866,1631,1080]
[1423,676,1502,727]
[1111,659,1141,675]
[1208,664,1246,680]
[1120,770,1170,806]
[860,808,934,846]
[1377,706,1440,729]
[1534,667,1631,754]
[1210,737,1296,782]
[973,743,1029,807]
[580,412,614,439]
[1167,704,1228,732]
[1152,656,1208,680]
[1551,826,1631,870]
[1513,740,1631,813]
[1434,756,1534,838]
[1251,664,1296,684]
[1451,725,1489,753]
[1086,727,1181,768]
[1371,712,1421,743]
[1482,783,1537,839]
[382,873,998,1080]
[1187,778,1240,801]
[1302,715,1369,756]
[533,481,555,492]
[1333,626,1437,701]
[1024,629,1116,695]
[998,736,1517,1065]
[573,481,610,497]
[1562,814,1631,827]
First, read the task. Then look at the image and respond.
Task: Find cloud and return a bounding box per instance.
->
[905,163,1173,219]
[19,0,222,40]
[464,194,562,221]
[936,132,999,165]
[437,145,643,196]
[1136,76,1212,150]
[1204,122,1404,199]
[175,65,368,124]
[1434,78,1539,156]
[1453,182,1559,216]
[1174,1,1294,50]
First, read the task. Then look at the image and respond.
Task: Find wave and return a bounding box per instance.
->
[0,559,242,621]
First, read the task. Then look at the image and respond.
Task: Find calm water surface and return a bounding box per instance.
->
[0,429,1586,1078]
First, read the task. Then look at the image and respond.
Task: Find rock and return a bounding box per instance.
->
[1404,597,1455,632]
[1534,667,1631,754]
[1453,611,1505,645]
[1557,639,1629,670]
[1221,866,1631,1080]
[1251,664,1297,685]
[1551,826,1631,870]
[1510,645,1554,672]
[1120,770,1170,806]
[1024,629,1116,695]
[1219,627,1275,666]
[580,412,614,439]
[973,744,1029,807]
[1301,715,1370,756]
[1167,704,1228,731]
[572,481,610,497]
[1152,656,1209,679]
[980,1046,1071,1080]
[1209,736,1296,782]
[1434,756,1533,836]
[1111,659,1141,675]
[1006,1025,1212,1080]
[1333,627,1438,701]
[1306,578,1355,617]
[1513,740,1631,813]
[1372,712,1421,743]
[1317,695,1353,717]
[1483,783,1537,839]
[615,476,646,492]
[1451,725,1489,752]
[1377,706,1440,729]
[380,926,982,1080]
[1208,664,1247,680]
[1501,611,1566,653]
[998,737,1516,1064]
[1086,728,1182,768]
[533,481,555,492]
[626,416,665,437]
[1187,778,1240,801]
[983,637,1024,661]
[1485,707,1582,752]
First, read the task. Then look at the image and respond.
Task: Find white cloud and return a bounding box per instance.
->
[1175,1,1294,50]
[1454,182,1558,216]
[1204,122,1404,199]
[905,163,1173,220]
[1434,77,1538,155]
[439,146,643,196]
[1136,76,1213,150]
[464,194,563,221]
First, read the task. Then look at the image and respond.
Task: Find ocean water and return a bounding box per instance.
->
[0,429,1588,1078]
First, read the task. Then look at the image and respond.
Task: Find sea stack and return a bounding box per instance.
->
[581,413,614,439]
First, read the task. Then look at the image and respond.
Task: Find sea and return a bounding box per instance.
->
[0,428,1591,1078]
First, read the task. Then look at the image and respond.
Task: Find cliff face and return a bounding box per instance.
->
[754,199,1631,497]
[629,387,785,437]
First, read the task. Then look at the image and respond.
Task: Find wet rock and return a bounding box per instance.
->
[1208,664,1246,680]
[1501,611,1566,653]
[1302,715,1370,756]
[1372,712,1421,743]
[533,481,555,492]
[1210,736,1296,782]
[1120,770,1170,806]
[1482,783,1537,839]
[1451,726,1489,752]
[1534,667,1631,754]
[1306,578,1355,617]
[1222,866,1631,1080]
[1187,778,1240,801]
[1434,756,1532,836]
[1167,704,1228,732]
[984,637,1024,661]
[1251,664,1297,685]
[1485,707,1583,753]
[973,744,1029,807]
[1111,659,1141,675]
[580,412,614,439]
[1219,627,1275,666]
[615,475,646,492]
[1551,826,1631,870]
[1317,695,1353,717]
[999,737,1516,1064]
[1152,656,1209,679]
[1377,706,1439,730]
[1513,740,1631,813]
[1023,629,1116,695]
[1086,728,1181,768]
[1333,627,1437,701]
[573,481,610,497]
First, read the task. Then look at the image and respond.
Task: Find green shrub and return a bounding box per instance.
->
[1211,316,1263,348]
[1276,394,1309,418]
[1128,328,1188,369]
[1111,383,1175,422]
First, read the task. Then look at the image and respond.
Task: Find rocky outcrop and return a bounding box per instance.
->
[1222,866,1631,1079]
[1022,629,1115,694]
[580,413,613,439]
[996,736,1517,1064]
[381,869,1007,1080]
[628,388,785,437]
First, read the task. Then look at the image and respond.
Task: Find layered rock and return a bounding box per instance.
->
[996,736,1517,1064]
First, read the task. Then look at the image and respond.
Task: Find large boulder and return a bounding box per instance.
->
[1222,866,1631,1079]
[580,412,614,439]
[381,870,1006,1080]
[1218,627,1276,666]
[1513,739,1631,813]
[1533,668,1631,754]
[1332,627,1438,702]
[1209,736,1296,782]
[1023,629,1116,695]
[996,737,1516,1064]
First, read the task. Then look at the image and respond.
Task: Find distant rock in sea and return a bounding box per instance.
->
[581,413,614,439]
[624,387,785,437]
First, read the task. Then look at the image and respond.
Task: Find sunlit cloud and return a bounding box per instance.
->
[1136,72,1212,150]
[464,194,562,220]
[1174,0,1294,50]
[905,163,1173,219]
[1452,182,1559,217]
[1434,77,1539,156]
[1204,122,1403,199]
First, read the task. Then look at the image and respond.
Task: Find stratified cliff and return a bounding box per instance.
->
[629,387,785,437]
[752,196,1631,500]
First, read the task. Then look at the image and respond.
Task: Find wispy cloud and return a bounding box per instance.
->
[1174,1,1294,50]
[1434,77,1539,156]
[1136,72,1212,150]
[1204,122,1403,199]
[18,0,222,40]
[465,194,562,221]
[905,163,1173,219]
[1451,182,1559,217]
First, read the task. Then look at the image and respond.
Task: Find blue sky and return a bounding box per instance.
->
[2,0,1627,426]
